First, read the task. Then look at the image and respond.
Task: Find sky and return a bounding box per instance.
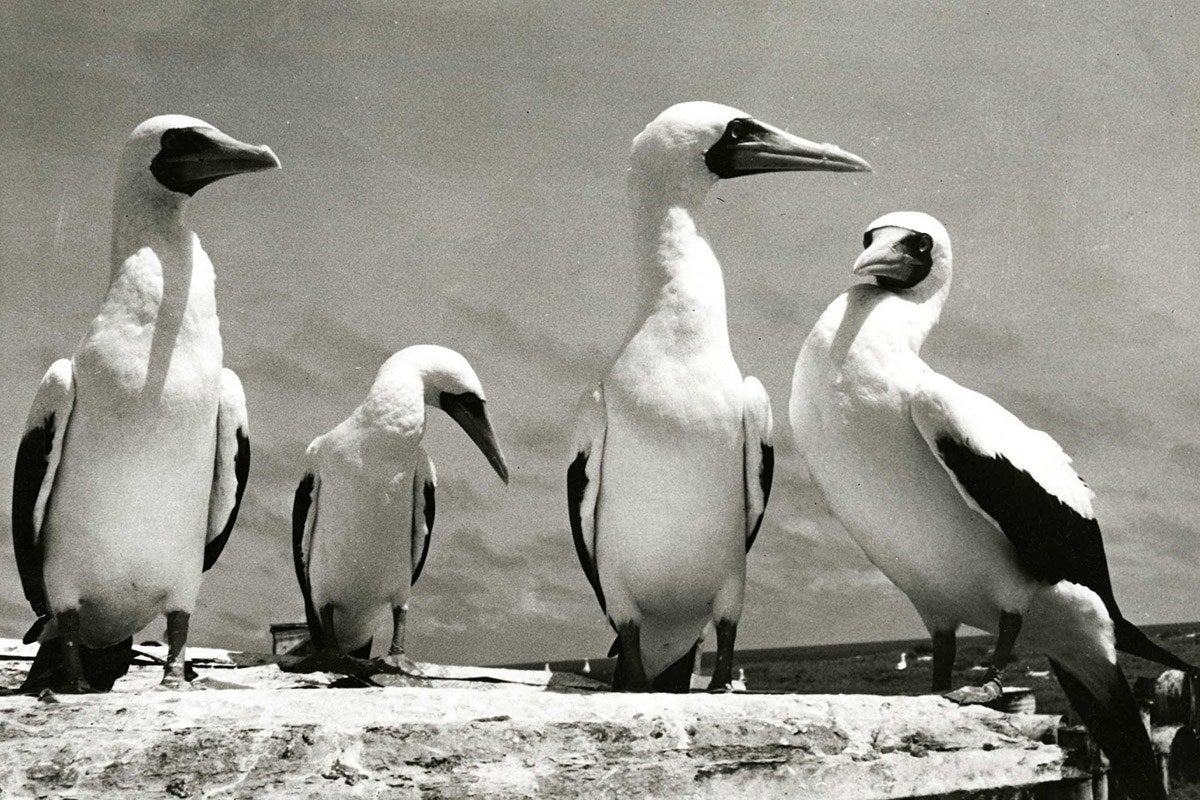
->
[1,1,1197,665]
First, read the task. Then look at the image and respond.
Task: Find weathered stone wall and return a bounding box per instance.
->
[0,677,1081,799]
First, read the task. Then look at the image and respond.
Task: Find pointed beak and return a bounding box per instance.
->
[713,123,872,178]
[439,393,510,484]
[151,127,280,195]
[852,228,921,281]
[176,128,281,181]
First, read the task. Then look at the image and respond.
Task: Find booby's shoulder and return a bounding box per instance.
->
[911,371,1095,520]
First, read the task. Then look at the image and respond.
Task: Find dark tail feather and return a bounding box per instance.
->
[81,637,134,691]
[1115,616,1199,675]
[1050,657,1165,800]
[22,616,49,645]
[19,637,134,693]
[19,638,63,692]
[651,641,698,693]
[607,635,620,658]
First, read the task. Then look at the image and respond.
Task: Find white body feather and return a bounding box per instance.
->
[589,171,768,679]
[299,347,476,655]
[790,228,1116,684]
[41,233,224,647]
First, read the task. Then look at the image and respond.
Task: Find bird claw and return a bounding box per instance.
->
[156,673,191,692]
[943,678,1003,705]
[282,651,375,678]
[48,679,100,696]
[369,654,424,677]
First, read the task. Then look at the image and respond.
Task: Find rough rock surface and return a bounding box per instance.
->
[0,641,1078,799]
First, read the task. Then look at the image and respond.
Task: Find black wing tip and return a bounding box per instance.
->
[934,434,1114,601]
[203,427,251,572]
[411,477,436,586]
[291,473,324,649]
[760,443,775,503]
[1115,617,1199,674]
[567,450,606,613]
[13,415,56,623]
[423,480,435,535]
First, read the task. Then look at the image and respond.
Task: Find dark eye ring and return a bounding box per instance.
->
[728,119,748,140]
[863,231,874,248]
[916,234,933,253]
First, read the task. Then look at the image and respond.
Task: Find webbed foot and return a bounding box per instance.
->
[943,678,1003,705]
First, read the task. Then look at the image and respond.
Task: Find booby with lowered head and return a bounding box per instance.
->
[292,345,508,673]
[789,211,1179,799]
[13,115,278,692]
[568,101,871,692]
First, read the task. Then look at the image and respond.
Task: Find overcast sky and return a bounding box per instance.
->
[1,1,1197,664]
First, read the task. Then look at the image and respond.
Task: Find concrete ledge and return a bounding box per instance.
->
[0,677,1076,799]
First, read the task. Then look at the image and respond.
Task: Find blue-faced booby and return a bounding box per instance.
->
[789,211,1181,799]
[292,345,508,673]
[12,115,278,692]
[568,101,871,692]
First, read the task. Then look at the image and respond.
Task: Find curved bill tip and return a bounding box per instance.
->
[440,392,510,485]
[830,146,872,173]
[258,145,282,171]
[491,453,511,485]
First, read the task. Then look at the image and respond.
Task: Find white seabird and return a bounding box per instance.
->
[292,345,508,672]
[789,211,1172,798]
[12,115,279,692]
[568,101,871,692]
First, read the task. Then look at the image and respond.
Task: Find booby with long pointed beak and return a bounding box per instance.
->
[292,345,508,672]
[568,101,870,692]
[789,211,1180,799]
[13,115,278,692]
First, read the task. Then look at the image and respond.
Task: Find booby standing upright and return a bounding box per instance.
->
[789,211,1177,799]
[292,345,508,672]
[13,115,279,692]
[568,102,871,692]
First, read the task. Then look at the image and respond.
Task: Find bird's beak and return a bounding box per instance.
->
[708,121,872,178]
[152,127,280,195]
[171,129,281,182]
[439,393,510,484]
[852,227,921,281]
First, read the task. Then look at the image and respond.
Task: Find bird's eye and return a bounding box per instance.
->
[863,231,873,248]
[728,119,749,140]
[915,234,933,253]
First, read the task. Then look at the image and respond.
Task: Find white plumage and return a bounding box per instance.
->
[292,345,508,670]
[569,101,870,691]
[13,115,277,692]
[789,211,1166,798]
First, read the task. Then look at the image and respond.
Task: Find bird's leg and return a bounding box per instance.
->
[158,610,190,690]
[615,621,651,692]
[389,603,407,655]
[707,619,738,692]
[372,604,422,676]
[931,628,957,692]
[52,608,97,694]
[285,604,373,677]
[944,611,1022,705]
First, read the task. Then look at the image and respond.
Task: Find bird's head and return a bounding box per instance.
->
[629,101,871,206]
[401,345,510,485]
[116,114,280,205]
[853,211,952,294]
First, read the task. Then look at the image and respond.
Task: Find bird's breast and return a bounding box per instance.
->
[609,337,743,434]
